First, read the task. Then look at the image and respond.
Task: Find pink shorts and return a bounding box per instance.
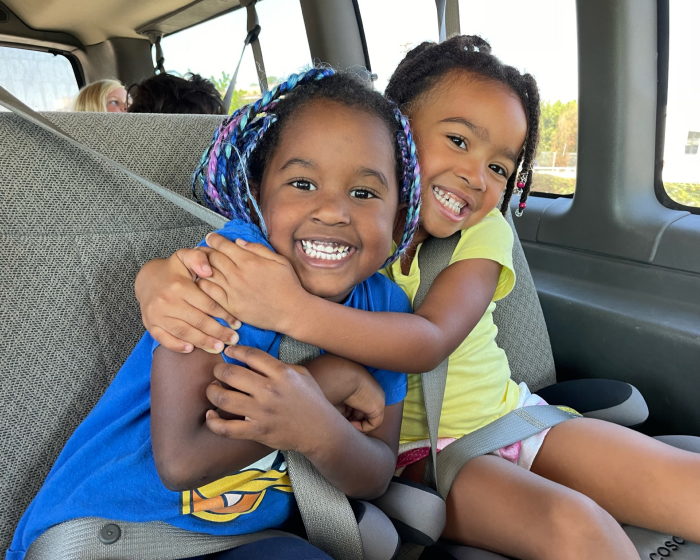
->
[396,383,550,473]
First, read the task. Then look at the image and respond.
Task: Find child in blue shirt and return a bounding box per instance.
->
[8,68,422,560]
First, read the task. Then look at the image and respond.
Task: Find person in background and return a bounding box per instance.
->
[73,79,127,113]
[128,73,225,115]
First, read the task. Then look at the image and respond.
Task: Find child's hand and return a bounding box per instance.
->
[205,346,337,454]
[135,249,240,354]
[340,374,385,433]
[304,354,385,433]
[199,233,308,337]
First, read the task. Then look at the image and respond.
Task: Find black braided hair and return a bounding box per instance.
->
[385,35,541,216]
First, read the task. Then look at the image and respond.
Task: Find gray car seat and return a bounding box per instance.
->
[1,104,698,559]
[0,110,220,556]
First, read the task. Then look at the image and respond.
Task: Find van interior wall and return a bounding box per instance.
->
[300,0,369,74]
[76,37,154,87]
[513,0,700,437]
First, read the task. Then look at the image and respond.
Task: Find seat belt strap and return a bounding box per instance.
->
[413,233,460,489]
[27,518,294,560]
[223,21,262,112]
[412,234,581,498]
[279,336,365,560]
[244,0,269,93]
[0,83,227,231]
[436,406,579,498]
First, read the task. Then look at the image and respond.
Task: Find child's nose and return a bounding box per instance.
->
[457,164,487,192]
[310,192,351,226]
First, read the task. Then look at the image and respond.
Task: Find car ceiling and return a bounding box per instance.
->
[3,0,243,46]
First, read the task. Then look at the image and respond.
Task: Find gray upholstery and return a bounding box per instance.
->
[654,435,700,454]
[0,112,222,554]
[494,211,556,391]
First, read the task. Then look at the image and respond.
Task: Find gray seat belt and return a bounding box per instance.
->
[414,234,579,499]
[278,337,366,560]
[27,518,295,560]
[392,234,579,560]
[0,85,368,560]
[223,0,268,113]
[243,0,269,93]
[223,0,267,112]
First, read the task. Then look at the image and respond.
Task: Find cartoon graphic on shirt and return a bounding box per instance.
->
[180,451,292,522]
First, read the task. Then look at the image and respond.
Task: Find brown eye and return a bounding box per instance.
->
[489,164,507,177]
[350,188,376,200]
[291,180,316,191]
[448,135,467,149]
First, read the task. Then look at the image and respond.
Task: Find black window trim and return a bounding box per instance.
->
[654,0,699,214]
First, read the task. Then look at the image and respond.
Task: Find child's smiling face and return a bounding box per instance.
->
[409,71,528,241]
[257,99,399,303]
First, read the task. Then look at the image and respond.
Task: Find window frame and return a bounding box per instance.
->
[654,0,699,215]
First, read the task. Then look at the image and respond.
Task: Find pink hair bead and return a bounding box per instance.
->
[519,202,527,208]
[516,181,525,188]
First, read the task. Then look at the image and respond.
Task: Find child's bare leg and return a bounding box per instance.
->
[402,454,638,560]
[532,417,700,543]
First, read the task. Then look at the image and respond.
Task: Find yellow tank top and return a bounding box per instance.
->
[383,209,520,444]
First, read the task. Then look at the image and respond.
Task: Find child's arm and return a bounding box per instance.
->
[135,250,240,354]
[304,354,385,433]
[201,234,501,373]
[136,234,500,373]
[151,345,398,499]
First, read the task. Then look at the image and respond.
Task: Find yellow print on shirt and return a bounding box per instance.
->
[180,452,292,522]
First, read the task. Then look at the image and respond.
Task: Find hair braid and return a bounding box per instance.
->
[192,67,334,222]
[387,108,422,266]
[513,73,540,216]
[193,67,422,265]
[385,35,543,217]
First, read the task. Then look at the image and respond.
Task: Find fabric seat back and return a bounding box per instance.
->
[0,112,223,554]
[493,211,556,391]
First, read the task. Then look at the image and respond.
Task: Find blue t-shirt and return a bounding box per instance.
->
[8,220,410,560]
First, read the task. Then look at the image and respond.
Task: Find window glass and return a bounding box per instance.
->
[160,0,311,113]
[356,0,439,93]
[458,0,578,196]
[662,0,700,208]
[0,46,78,111]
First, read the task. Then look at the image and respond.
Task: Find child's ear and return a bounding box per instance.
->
[246,182,263,223]
[392,204,408,242]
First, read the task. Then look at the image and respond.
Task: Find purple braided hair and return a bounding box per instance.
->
[192,67,422,265]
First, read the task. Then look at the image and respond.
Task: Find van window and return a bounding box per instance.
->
[160,0,311,113]
[662,0,700,209]
[458,0,579,197]
[0,46,79,111]
[356,0,439,93]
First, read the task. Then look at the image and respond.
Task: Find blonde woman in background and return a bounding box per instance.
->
[74,79,127,113]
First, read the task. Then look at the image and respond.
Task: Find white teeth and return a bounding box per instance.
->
[433,186,466,215]
[301,240,351,260]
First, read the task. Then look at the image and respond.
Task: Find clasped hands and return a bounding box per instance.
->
[206,346,386,453]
